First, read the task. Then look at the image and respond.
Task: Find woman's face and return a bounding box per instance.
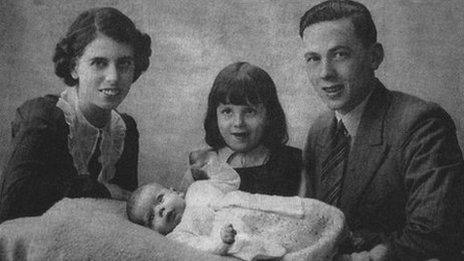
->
[72,34,135,111]
[216,103,267,153]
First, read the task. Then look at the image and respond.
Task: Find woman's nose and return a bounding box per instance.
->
[319,59,336,80]
[105,63,119,82]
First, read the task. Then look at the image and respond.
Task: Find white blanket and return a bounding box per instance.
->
[0,198,236,261]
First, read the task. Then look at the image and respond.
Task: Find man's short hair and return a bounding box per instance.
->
[299,0,377,47]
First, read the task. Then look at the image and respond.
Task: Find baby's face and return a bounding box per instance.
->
[131,184,186,235]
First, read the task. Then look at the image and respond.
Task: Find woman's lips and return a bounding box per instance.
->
[99,88,121,96]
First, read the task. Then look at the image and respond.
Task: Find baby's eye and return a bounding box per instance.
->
[147,211,155,227]
[156,194,164,203]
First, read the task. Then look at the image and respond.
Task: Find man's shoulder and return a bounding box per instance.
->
[385,90,453,129]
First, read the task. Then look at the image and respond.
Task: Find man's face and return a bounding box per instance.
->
[302,18,376,114]
[131,184,186,235]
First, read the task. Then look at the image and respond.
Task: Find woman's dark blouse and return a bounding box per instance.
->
[0,95,138,223]
[235,145,302,196]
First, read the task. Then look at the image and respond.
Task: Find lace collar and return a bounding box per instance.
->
[217,145,270,168]
[56,88,126,182]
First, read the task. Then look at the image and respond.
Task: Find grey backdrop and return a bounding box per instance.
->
[1,0,463,188]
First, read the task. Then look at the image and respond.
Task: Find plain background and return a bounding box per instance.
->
[1,0,463,188]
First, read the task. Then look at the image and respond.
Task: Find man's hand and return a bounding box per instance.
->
[220,224,237,244]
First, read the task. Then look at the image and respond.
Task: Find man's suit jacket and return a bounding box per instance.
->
[303,79,464,260]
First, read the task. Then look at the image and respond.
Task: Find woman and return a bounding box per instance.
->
[0,7,151,223]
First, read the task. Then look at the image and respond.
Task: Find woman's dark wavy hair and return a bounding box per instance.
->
[204,62,289,151]
[53,7,152,86]
[299,0,377,48]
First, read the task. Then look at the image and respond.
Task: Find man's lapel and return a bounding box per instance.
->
[338,81,391,215]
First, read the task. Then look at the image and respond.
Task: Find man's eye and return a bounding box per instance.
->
[305,56,320,63]
[156,194,164,203]
[334,51,349,60]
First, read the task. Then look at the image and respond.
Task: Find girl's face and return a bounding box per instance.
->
[216,103,267,153]
[72,34,135,112]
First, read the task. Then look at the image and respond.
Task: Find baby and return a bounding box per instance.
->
[127,151,344,260]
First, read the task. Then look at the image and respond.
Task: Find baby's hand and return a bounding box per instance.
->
[220,224,237,244]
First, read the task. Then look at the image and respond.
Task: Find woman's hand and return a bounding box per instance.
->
[101,182,131,201]
[334,244,388,261]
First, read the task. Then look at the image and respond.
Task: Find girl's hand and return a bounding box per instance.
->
[101,182,131,201]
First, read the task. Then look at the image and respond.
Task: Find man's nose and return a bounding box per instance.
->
[319,59,336,80]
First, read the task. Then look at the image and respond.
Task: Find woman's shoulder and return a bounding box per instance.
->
[16,95,64,122]
[117,112,138,132]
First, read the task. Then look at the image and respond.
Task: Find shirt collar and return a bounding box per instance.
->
[335,89,374,138]
[56,88,126,181]
[217,145,270,168]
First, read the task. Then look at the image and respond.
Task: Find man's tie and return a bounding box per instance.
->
[88,130,103,179]
[320,120,351,206]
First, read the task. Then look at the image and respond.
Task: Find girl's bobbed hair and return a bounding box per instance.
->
[53,7,152,86]
[204,62,289,151]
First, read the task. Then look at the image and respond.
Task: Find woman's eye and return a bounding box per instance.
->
[118,59,134,70]
[91,59,107,68]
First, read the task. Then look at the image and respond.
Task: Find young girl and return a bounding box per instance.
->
[181,62,301,196]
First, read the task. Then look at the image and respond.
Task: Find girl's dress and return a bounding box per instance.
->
[234,145,302,196]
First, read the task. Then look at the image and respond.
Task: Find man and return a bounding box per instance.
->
[299,0,464,260]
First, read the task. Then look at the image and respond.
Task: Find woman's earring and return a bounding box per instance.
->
[71,71,78,79]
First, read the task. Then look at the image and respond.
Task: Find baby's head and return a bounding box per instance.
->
[126,183,186,235]
[203,61,289,152]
